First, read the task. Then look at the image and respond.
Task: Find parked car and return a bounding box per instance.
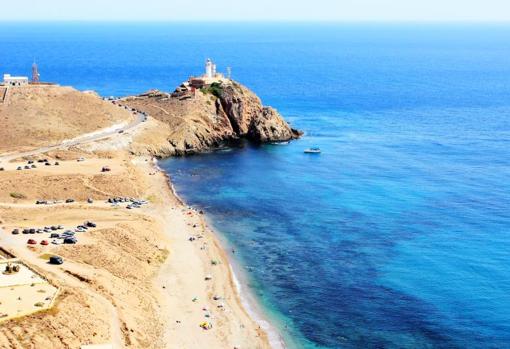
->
[63,237,77,244]
[85,221,97,228]
[101,166,111,172]
[27,239,37,245]
[65,199,75,203]
[50,233,60,238]
[40,240,49,246]
[49,256,63,265]
[11,229,19,235]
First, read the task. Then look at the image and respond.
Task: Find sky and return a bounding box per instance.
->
[1,0,510,22]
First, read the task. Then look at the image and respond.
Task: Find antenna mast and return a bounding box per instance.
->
[32,61,40,83]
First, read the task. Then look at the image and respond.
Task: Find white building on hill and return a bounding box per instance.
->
[187,58,226,90]
[205,58,217,79]
[3,74,29,87]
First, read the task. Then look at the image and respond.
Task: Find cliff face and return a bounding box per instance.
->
[126,80,301,156]
[219,83,299,142]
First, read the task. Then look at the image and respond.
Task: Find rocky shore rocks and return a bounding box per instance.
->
[125,80,301,156]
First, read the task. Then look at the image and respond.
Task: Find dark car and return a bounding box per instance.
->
[85,221,97,228]
[50,233,60,238]
[65,199,75,203]
[63,237,77,244]
[49,256,64,265]
[11,229,19,235]
[22,228,30,234]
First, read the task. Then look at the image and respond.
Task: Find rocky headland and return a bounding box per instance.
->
[123,80,301,156]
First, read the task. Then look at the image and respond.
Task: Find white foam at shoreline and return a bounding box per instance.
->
[229,254,287,349]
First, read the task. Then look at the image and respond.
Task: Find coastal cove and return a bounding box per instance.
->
[1,22,510,348]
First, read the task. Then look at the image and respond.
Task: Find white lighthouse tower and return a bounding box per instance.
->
[205,58,214,78]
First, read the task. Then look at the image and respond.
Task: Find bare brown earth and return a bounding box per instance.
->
[0,85,133,153]
[124,80,301,156]
[0,84,278,348]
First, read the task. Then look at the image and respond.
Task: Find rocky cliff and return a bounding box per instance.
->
[124,80,301,156]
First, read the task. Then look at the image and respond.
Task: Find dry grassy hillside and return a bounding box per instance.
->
[0,85,132,152]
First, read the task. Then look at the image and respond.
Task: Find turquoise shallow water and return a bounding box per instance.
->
[1,22,510,348]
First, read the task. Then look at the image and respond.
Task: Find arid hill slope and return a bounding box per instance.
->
[0,85,133,152]
[124,80,301,156]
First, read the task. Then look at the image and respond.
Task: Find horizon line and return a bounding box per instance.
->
[1,19,510,24]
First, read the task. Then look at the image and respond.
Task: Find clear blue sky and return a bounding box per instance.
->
[1,0,510,21]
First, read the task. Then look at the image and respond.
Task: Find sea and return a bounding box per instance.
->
[1,22,510,348]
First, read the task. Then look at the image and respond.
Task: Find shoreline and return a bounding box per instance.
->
[0,83,293,348]
[155,157,287,349]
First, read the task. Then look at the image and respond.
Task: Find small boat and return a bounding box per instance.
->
[304,147,321,154]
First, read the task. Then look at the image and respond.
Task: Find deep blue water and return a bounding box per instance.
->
[2,23,510,348]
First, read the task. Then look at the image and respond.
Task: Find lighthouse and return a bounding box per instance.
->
[205,58,214,78]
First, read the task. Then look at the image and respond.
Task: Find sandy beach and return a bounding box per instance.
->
[0,85,277,348]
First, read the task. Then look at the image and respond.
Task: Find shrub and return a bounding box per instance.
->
[10,192,26,199]
[201,82,224,98]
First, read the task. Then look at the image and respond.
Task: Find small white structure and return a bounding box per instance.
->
[3,74,29,87]
[204,58,220,79]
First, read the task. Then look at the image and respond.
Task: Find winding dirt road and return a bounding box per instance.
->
[0,109,146,163]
